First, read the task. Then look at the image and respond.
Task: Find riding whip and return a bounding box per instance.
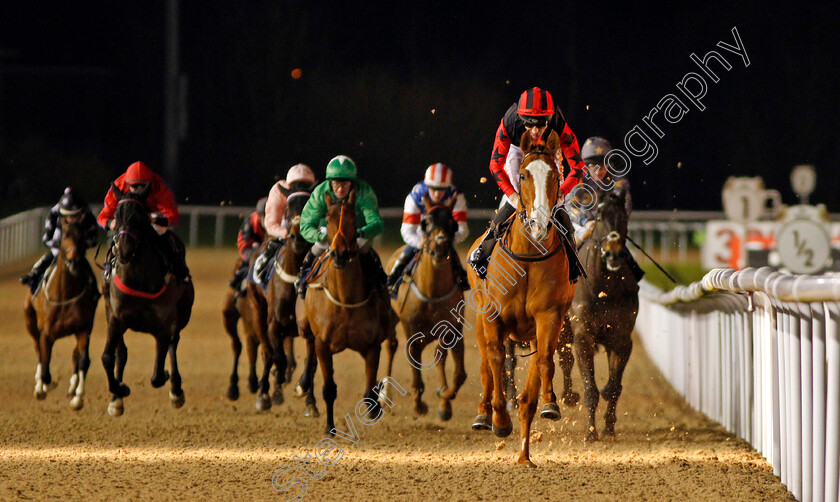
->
[625,235,677,284]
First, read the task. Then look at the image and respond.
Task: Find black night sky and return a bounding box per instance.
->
[2,1,839,215]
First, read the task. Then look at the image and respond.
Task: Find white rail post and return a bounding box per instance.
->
[811,302,826,502]
[798,302,814,502]
[825,303,840,502]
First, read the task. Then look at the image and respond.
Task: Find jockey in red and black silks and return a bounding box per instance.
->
[470,86,587,283]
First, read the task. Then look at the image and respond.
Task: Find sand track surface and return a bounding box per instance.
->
[0,249,793,501]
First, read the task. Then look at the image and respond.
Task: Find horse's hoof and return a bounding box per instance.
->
[438,405,453,422]
[414,401,428,416]
[325,425,335,437]
[304,404,320,418]
[562,391,580,407]
[540,403,561,421]
[585,430,599,443]
[517,458,538,468]
[255,394,272,411]
[506,398,518,413]
[151,371,170,388]
[492,421,513,438]
[227,385,240,401]
[69,396,84,411]
[34,387,47,400]
[471,414,492,431]
[272,389,284,406]
[108,399,124,417]
[169,391,185,409]
[47,379,58,390]
[248,377,259,394]
[294,383,305,398]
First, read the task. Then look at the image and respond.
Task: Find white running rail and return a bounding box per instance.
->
[637,267,840,502]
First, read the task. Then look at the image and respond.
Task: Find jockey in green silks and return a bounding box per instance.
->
[294,155,387,297]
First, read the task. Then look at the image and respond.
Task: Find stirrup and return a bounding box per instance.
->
[468,248,489,279]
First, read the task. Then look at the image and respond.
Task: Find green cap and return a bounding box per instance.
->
[325,155,357,181]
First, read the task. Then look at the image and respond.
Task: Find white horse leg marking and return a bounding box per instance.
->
[68,372,79,396]
[70,371,85,410]
[525,160,552,241]
[34,363,46,398]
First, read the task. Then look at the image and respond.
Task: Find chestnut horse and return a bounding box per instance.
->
[24,214,100,410]
[296,190,397,435]
[466,130,575,466]
[386,197,466,421]
[559,191,638,442]
[101,185,194,416]
[222,181,313,410]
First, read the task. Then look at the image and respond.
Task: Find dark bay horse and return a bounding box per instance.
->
[386,196,466,421]
[24,214,100,410]
[296,190,398,435]
[101,185,194,416]
[466,130,576,466]
[227,181,314,411]
[559,192,638,442]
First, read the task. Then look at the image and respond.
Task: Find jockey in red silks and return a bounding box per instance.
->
[97,161,190,282]
[229,197,267,294]
[386,163,470,295]
[468,86,586,283]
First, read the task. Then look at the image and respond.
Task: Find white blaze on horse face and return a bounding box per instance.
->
[525,159,552,241]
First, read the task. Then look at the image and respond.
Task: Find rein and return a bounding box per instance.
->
[498,226,565,262]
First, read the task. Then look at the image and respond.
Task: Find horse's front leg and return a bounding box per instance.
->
[68,331,91,410]
[471,320,494,431]
[504,339,518,412]
[283,335,296,385]
[35,335,55,399]
[557,321,579,406]
[573,324,599,443]
[486,322,512,438]
[268,319,286,406]
[222,290,242,400]
[517,341,542,467]
[407,333,428,416]
[378,332,398,410]
[536,313,562,421]
[315,337,337,436]
[602,337,632,437]
[168,329,185,408]
[150,331,171,389]
[296,333,319,418]
[102,318,130,416]
[361,342,383,422]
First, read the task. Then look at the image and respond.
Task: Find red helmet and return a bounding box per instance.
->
[125,161,155,185]
[517,87,554,118]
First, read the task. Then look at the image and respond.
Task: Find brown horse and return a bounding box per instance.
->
[296,190,397,435]
[466,130,575,466]
[222,182,314,409]
[24,215,100,410]
[559,192,638,442]
[386,197,466,421]
[101,185,194,416]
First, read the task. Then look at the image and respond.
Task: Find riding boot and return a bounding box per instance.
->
[386,246,416,292]
[449,248,470,291]
[253,237,282,284]
[165,232,191,283]
[20,250,54,292]
[295,249,318,297]
[623,247,645,282]
[552,205,584,284]
[360,247,387,293]
[229,264,249,296]
[469,202,515,279]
